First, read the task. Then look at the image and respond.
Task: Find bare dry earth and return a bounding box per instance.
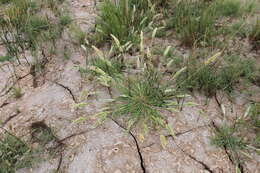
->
[0,0,259,173]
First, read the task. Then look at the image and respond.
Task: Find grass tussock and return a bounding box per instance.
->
[211,103,260,163]
[215,0,242,17]
[211,125,246,152]
[110,69,178,133]
[93,0,154,45]
[175,53,256,96]
[168,0,217,46]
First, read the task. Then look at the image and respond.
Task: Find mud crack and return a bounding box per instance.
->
[0,101,9,108]
[168,135,214,173]
[166,125,209,138]
[110,118,146,173]
[53,81,77,103]
[1,110,20,128]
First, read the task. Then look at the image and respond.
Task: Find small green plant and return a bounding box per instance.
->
[169,0,217,46]
[69,25,87,45]
[59,14,72,27]
[0,134,36,173]
[12,87,23,98]
[211,125,246,152]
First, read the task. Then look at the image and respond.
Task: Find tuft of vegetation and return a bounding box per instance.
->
[69,25,87,45]
[110,69,178,132]
[59,14,72,27]
[176,54,255,96]
[215,0,241,17]
[210,125,246,152]
[249,19,260,50]
[93,0,154,45]
[0,134,36,173]
[168,0,217,46]
[12,87,23,99]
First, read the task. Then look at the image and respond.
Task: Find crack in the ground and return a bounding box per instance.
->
[184,151,214,173]
[1,110,20,128]
[110,118,146,173]
[53,81,77,103]
[166,125,209,138]
[0,101,9,108]
[167,134,214,173]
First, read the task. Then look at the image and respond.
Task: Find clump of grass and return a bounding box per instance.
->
[69,25,87,45]
[211,106,260,170]
[0,134,36,173]
[210,125,246,152]
[0,55,13,63]
[220,20,248,38]
[176,54,255,96]
[59,14,72,27]
[168,0,217,46]
[93,0,154,45]
[108,69,179,135]
[215,0,241,17]
[25,16,51,50]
